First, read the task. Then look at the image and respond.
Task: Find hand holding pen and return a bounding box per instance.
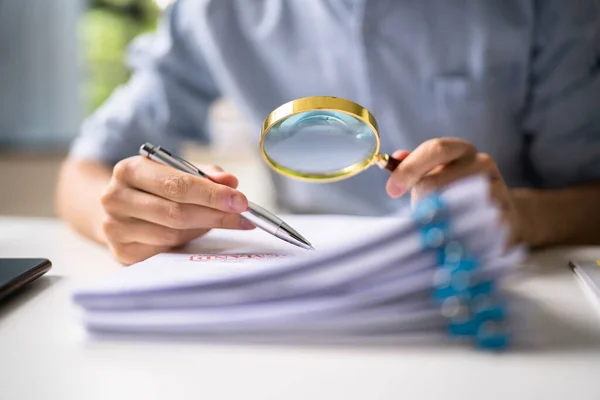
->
[99,143,312,265]
[140,143,312,250]
[98,150,250,264]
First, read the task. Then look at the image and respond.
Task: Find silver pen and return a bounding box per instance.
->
[139,143,314,250]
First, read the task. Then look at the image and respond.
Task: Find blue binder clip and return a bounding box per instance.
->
[412,191,510,351]
[421,221,451,249]
[438,241,464,266]
[475,320,510,350]
[411,193,452,250]
[434,272,509,349]
[432,257,479,300]
[412,193,447,225]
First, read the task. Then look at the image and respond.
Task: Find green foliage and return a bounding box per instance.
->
[80,0,161,113]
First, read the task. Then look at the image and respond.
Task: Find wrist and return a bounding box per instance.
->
[510,188,550,248]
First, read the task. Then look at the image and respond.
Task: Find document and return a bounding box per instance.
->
[72,175,527,350]
[74,215,402,301]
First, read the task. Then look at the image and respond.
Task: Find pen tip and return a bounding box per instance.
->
[278,221,314,251]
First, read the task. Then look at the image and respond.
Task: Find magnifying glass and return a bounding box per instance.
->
[259,96,401,182]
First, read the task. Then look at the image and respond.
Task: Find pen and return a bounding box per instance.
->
[139,143,314,250]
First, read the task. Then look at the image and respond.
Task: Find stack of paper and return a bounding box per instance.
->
[72,175,527,350]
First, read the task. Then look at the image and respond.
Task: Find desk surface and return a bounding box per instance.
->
[1,216,600,400]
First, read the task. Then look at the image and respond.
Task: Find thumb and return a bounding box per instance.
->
[392,149,411,162]
[201,164,239,189]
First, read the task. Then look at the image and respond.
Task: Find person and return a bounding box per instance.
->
[56,0,600,265]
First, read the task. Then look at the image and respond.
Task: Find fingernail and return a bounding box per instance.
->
[240,218,255,229]
[229,194,246,212]
[387,182,406,198]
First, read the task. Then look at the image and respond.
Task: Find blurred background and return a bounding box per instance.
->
[0,0,274,217]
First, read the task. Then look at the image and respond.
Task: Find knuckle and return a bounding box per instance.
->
[101,217,121,243]
[165,229,185,246]
[113,159,132,182]
[162,175,190,199]
[100,184,119,212]
[428,139,450,158]
[165,202,186,227]
[111,245,136,266]
[477,152,495,168]
[477,153,501,179]
[100,187,113,209]
[200,184,221,208]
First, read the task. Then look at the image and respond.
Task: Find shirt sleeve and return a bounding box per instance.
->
[520,0,600,189]
[69,1,221,166]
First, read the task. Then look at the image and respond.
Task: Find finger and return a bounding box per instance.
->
[103,216,209,247]
[108,241,171,266]
[113,156,248,213]
[411,153,512,210]
[203,164,224,173]
[411,153,500,196]
[201,164,239,189]
[103,187,256,230]
[391,150,411,161]
[386,138,477,197]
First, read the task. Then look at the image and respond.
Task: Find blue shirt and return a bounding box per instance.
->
[70,0,600,216]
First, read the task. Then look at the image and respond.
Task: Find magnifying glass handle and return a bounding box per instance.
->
[384,156,401,172]
[375,154,402,172]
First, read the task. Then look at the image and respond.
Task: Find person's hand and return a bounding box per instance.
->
[385,138,521,244]
[100,156,255,265]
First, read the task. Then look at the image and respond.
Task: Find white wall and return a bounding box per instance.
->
[0,0,83,150]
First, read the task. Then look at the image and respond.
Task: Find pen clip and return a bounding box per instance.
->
[169,151,210,179]
[141,142,212,181]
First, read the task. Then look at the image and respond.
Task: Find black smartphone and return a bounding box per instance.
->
[0,258,52,303]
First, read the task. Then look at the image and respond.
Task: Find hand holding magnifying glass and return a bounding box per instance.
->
[259,96,523,244]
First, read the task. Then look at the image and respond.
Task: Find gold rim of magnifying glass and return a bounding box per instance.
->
[260,96,381,182]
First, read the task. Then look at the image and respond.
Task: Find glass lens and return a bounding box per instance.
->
[262,110,378,177]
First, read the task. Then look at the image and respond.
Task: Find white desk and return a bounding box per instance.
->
[1,216,600,400]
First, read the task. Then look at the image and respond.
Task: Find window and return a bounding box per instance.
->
[81,0,162,113]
